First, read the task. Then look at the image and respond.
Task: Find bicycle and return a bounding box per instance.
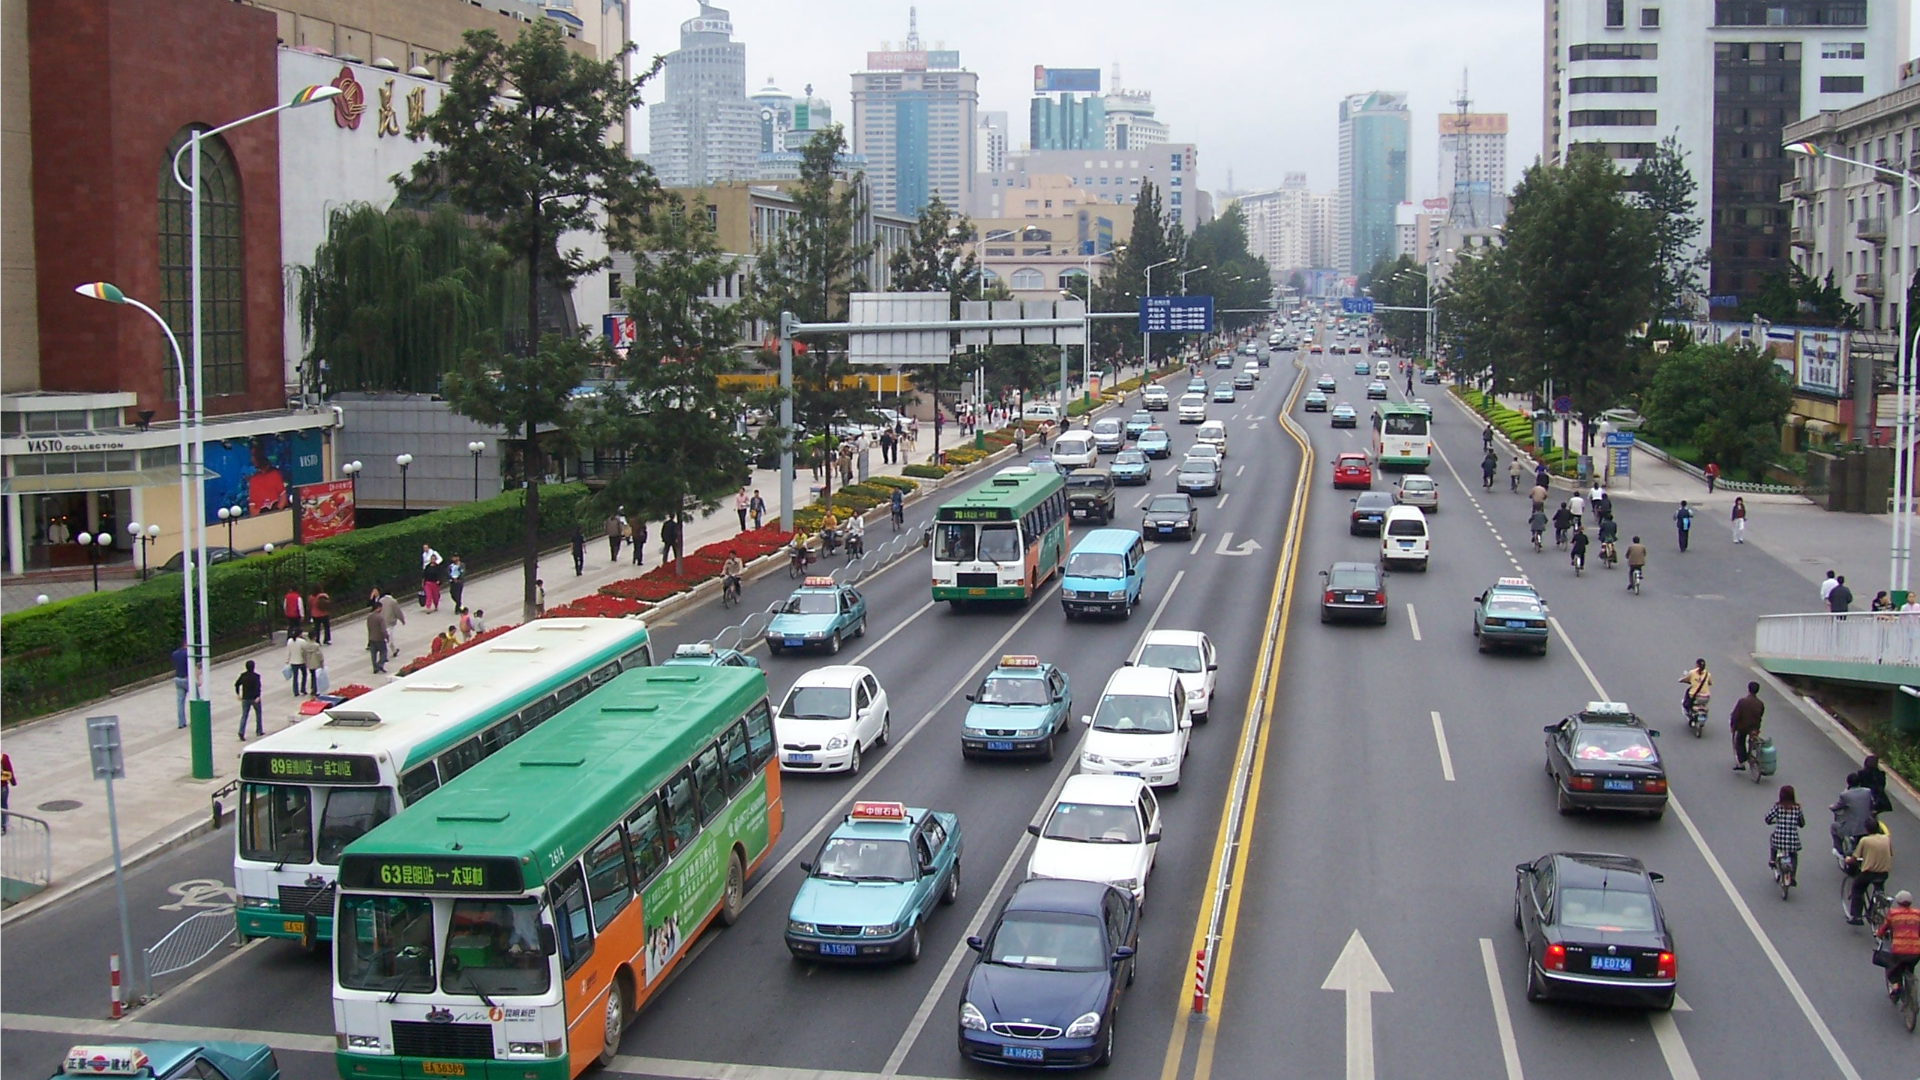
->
[1882,942,1919,1031]
[1531,529,1544,553]
[1555,526,1569,549]
[1770,847,1796,900]
[721,574,741,608]
[1861,877,1893,929]
[1628,565,1644,594]
[890,503,905,533]
[1571,548,1586,577]
[1745,730,1768,785]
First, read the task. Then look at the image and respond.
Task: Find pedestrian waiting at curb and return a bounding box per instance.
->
[535,580,546,616]
[472,609,488,634]
[235,661,263,740]
[301,633,326,699]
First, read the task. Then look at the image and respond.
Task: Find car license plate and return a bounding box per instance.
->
[1365,515,1380,522]
[1506,620,1529,628]
[987,740,1015,751]
[1398,540,1414,548]
[1346,594,1365,602]
[282,919,306,934]
[820,942,859,957]
[1073,509,1087,517]
[1590,954,1634,973]
[1603,778,1636,792]
[784,638,803,648]
[1117,771,1141,778]
[788,752,814,763]
[1002,1046,1046,1062]
[421,1064,466,1077]
[1158,525,1173,533]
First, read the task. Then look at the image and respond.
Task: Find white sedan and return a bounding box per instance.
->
[1128,629,1218,721]
[774,665,891,775]
[1027,774,1162,903]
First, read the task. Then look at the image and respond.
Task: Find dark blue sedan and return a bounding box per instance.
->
[958,879,1138,1068]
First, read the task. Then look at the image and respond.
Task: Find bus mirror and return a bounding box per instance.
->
[539,925,558,957]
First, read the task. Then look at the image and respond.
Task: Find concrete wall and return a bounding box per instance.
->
[332,393,505,509]
[2,0,40,393]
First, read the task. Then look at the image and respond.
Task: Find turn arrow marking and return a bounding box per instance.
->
[1215,532,1263,557]
[1321,930,1392,1080]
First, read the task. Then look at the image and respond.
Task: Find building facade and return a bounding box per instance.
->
[977,110,1010,174]
[647,2,759,188]
[1337,91,1411,275]
[849,25,978,217]
[1236,176,1328,277]
[783,84,835,151]
[1438,112,1508,226]
[1543,0,1908,309]
[970,145,1203,233]
[1030,67,1106,152]
[1104,79,1170,151]
[751,78,794,154]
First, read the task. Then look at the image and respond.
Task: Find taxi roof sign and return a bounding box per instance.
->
[673,643,715,657]
[63,1048,151,1076]
[802,576,836,588]
[1495,576,1533,589]
[849,800,907,821]
[998,654,1042,668]
[1585,701,1633,716]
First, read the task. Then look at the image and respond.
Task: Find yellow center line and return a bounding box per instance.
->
[1158,357,1316,1080]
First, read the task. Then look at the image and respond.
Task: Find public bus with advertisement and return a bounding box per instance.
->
[1371,402,1433,471]
[232,618,654,946]
[930,467,1068,607]
[331,666,778,1080]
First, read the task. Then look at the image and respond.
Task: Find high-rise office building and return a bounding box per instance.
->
[1031,67,1105,151]
[1438,112,1508,226]
[1337,91,1411,274]
[1542,0,1908,308]
[970,145,1203,233]
[1104,68,1171,150]
[1237,175,1318,275]
[977,111,1009,174]
[750,78,793,154]
[850,13,978,216]
[647,2,759,187]
[784,84,835,150]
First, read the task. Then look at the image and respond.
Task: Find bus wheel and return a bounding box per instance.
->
[597,977,625,1066]
[719,849,746,926]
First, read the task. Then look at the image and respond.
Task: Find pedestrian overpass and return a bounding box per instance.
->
[1753,612,1920,686]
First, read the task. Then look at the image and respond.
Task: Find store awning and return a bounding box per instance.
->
[1,465,212,496]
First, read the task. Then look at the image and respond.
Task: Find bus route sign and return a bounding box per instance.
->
[1138,296,1214,334]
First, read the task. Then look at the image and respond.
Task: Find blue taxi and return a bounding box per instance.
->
[962,655,1072,760]
[51,1044,279,1080]
[767,577,868,655]
[1135,427,1172,459]
[786,801,963,963]
[662,641,762,669]
[1473,576,1550,655]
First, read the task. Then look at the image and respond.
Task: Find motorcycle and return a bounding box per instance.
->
[1686,692,1710,738]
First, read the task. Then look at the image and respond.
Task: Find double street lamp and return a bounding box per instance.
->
[74,531,107,592]
[128,521,159,580]
[342,459,363,508]
[217,504,244,550]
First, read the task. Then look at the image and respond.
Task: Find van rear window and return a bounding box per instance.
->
[1387,520,1426,537]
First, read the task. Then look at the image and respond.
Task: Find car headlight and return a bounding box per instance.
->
[1022,727,1049,738]
[1112,877,1140,892]
[1061,588,1078,599]
[788,920,816,935]
[1082,752,1105,765]
[1065,1012,1103,1039]
[1149,755,1177,767]
[826,735,848,750]
[807,631,827,640]
[1107,591,1125,600]
[862,922,899,937]
[347,1035,383,1050]
[960,1002,989,1032]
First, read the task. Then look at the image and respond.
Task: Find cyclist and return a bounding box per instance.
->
[1483,424,1495,452]
[722,552,744,606]
[890,487,905,531]
[1625,535,1648,590]
[1529,483,1549,514]
[1843,821,1891,925]
[1678,659,1713,722]
[1509,457,1525,492]
[1569,524,1590,572]
[1482,450,1497,490]
[1876,891,1920,1001]
[1597,514,1620,568]
[1730,680,1764,772]
[846,513,866,559]
[1552,502,1574,547]
[1766,785,1805,887]
[1567,491,1587,531]
[1528,506,1549,551]
[1832,784,1880,860]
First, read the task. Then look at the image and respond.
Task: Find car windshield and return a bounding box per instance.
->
[1141,431,1166,443]
[1115,451,1146,465]
[813,836,915,882]
[1066,474,1109,490]
[979,524,1022,562]
[1181,395,1204,405]
[443,899,552,996]
[1056,438,1092,455]
[1557,887,1658,933]
[782,686,853,720]
[1130,413,1150,424]
[1136,642,1203,672]
[1043,801,1143,843]
[1093,420,1121,434]
[1572,727,1657,762]
[1328,568,1377,589]
[315,787,395,866]
[987,911,1109,970]
[978,675,1051,706]
[1067,552,1127,579]
[337,894,437,993]
[1147,497,1189,514]
[1092,693,1177,734]
[782,591,840,616]
[1199,426,1225,439]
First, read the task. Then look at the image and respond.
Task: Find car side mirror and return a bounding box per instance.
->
[1121,659,1134,666]
[538,925,558,957]
[964,693,975,702]
[800,860,814,872]
[1318,570,1329,578]
[1027,823,1042,836]
[966,935,985,952]
[1543,724,1558,733]
[1647,872,1664,884]
[1514,863,1531,875]
[1648,730,1661,738]
[919,858,934,876]
[1081,714,1093,726]
[1112,946,1136,961]
[1179,715,1193,729]
[1145,831,1162,844]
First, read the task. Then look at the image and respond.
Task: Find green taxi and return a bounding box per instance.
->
[1473,576,1550,655]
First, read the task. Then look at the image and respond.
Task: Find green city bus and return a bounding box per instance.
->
[1371,402,1433,471]
[332,666,778,1080]
[929,466,1068,606]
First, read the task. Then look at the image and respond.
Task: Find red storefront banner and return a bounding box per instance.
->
[298,479,356,541]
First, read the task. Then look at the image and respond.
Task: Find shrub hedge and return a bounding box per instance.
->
[902,463,951,479]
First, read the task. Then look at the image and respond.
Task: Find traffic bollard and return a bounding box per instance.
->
[189,698,213,780]
[110,953,122,1019]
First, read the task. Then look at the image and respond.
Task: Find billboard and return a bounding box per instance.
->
[1797,330,1845,396]
[202,430,324,524]
[926,50,961,70]
[298,479,356,542]
[1033,67,1101,93]
[867,50,927,71]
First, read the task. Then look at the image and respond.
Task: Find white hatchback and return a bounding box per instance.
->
[1128,629,1218,720]
[775,665,891,774]
[1027,774,1162,903]
[1079,666,1192,789]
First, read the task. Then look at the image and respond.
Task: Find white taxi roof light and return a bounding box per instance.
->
[802,576,835,588]
[674,643,715,657]
[1496,576,1532,588]
[1586,701,1633,716]
[999,655,1042,668]
[64,1048,151,1076]
[850,800,908,821]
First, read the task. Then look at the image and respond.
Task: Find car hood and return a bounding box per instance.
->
[1085,729,1180,759]
[964,703,1055,732]
[1029,838,1142,886]
[769,613,838,635]
[1145,511,1190,523]
[967,961,1113,1029]
[790,877,917,927]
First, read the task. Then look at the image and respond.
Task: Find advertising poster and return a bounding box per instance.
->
[298,479,356,541]
[1797,330,1845,397]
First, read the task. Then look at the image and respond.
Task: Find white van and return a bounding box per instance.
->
[1052,431,1099,469]
[1374,359,1393,379]
[1380,505,1430,570]
[1195,420,1229,457]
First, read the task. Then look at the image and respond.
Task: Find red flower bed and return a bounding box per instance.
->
[544,594,648,619]
[395,624,516,677]
[333,684,373,700]
[600,573,690,603]
[596,526,794,606]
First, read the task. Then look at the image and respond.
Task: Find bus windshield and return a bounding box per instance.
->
[316,788,396,866]
[934,522,976,562]
[443,899,551,996]
[240,783,313,864]
[337,894,436,993]
[1383,413,1427,436]
[978,524,1021,563]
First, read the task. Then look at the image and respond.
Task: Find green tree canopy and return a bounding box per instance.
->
[1186,203,1273,333]
[1367,254,1425,350]
[1739,264,1862,329]
[1640,341,1792,478]
[1628,135,1707,320]
[888,194,979,449]
[1092,181,1175,365]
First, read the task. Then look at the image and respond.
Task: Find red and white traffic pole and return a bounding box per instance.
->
[1191,948,1208,1014]
[109,953,123,1019]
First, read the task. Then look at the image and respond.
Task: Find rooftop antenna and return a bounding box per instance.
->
[905,6,922,51]
[1447,68,1479,228]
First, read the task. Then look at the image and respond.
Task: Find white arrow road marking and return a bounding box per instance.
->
[1322,931,1392,1080]
[1649,996,1701,1080]
[1477,939,1524,1080]
[1406,603,1421,641]
[1430,711,1455,782]
[1215,533,1263,557]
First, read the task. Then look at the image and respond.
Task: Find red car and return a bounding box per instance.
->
[1332,452,1373,489]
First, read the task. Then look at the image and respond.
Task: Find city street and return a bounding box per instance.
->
[5,338,1917,1080]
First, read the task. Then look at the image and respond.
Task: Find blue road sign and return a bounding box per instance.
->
[1139,295,1214,334]
[1342,298,1375,315]
[1553,395,1572,415]
[1605,430,1634,477]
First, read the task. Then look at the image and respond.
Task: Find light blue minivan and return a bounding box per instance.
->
[1060,528,1147,619]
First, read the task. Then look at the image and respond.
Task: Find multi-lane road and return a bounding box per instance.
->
[6,329,1917,1080]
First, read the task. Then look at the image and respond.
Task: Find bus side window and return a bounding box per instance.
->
[589,661,620,687]
[547,865,595,975]
[692,743,725,824]
[624,796,667,887]
[398,764,440,805]
[659,767,698,854]
[479,717,516,757]
[438,737,483,783]
[521,696,558,732]
[621,645,652,669]
[744,700,775,770]
[720,720,752,796]
[556,678,592,708]
[583,826,634,931]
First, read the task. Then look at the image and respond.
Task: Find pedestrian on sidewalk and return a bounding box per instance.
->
[305,634,328,697]
[309,587,332,644]
[458,607,474,641]
[1828,575,1854,614]
[1820,570,1839,606]
[535,580,546,616]
[1674,500,1694,552]
[421,550,445,613]
[286,629,311,696]
[234,661,263,740]
[446,555,466,610]
[378,590,405,653]
[171,639,192,728]
[570,526,586,575]
[366,605,388,674]
[471,609,488,634]
[1704,462,1720,493]
[750,490,766,530]
[633,519,648,566]
[736,487,750,532]
[1872,590,1893,613]
[880,430,895,464]
[0,750,14,829]
[661,518,683,566]
[1730,497,1748,543]
[281,587,305,641]
[606,509,626,561]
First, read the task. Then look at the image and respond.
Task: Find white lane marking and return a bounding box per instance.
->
[879,571,1189,1077]
[1320,931,1392,1080]
[1190,531,1208,556]
[1547,620,1863,1080]
[1477,939,1525,1080]
[1236,465,1246,477]
[610,1056,953,1080]
[1649,1004,1702,1080]
[1430,710,1455,782]
[0,1013,332,1054]
[1406,603,1421,641]
[850,599,937,664]
[1136,492,1155,508]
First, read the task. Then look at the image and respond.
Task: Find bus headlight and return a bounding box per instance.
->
[346,1035,382,1050]
[507,1043,547,1058]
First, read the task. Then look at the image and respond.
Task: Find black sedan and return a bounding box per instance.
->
[1349,491,1395,536]
[1544,703,1668,818]
[1514,852,1676,1009]
[1143,494,1198,540]
[1319,561,1387,624]
[959,879,1137,1068]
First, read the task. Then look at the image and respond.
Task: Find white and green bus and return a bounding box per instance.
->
[1371,402,1433,471]
[233,618,653,946]
[930,467,1068,606]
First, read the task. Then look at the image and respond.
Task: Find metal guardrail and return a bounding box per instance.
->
[1754,612,1920,669]
[704,523,931,653]
[0,811,52,907]
[145,908,236,981]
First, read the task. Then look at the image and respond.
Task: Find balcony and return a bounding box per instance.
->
[1855,272,1885,296]
[1781,176,1809,201]
[1855,216,1887,243]
[1789,225,1812,249]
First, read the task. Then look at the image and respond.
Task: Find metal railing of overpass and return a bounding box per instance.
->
[1753,612,1920,684]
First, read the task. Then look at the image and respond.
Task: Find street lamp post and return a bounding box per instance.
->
[467,441,486,501]
[1179,265,1209,296]
[217,505,243,551]
[396,454,414,513]
[342,460,363,511]
[75,531,103,592]
[1144,258,1177,372]
[132,523,159,579]
[1787,141,1917,598]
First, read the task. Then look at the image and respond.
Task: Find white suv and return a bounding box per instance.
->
[1079,666,1192,789]
[1177,394,1208,424]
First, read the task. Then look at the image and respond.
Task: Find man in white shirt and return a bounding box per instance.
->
[1567,493,1587,529]
[1820,571,1840,605]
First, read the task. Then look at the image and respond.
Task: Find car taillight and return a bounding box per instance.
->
[1643,778,1667,793]
[1544,943,1566,971]
[1567,776,1595,791]
[1373,591,1385,603]
[1325,590,1339,603]
[1656,951,1675,979]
